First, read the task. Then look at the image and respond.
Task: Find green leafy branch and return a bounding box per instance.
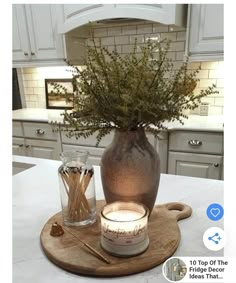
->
[52,38,218,145]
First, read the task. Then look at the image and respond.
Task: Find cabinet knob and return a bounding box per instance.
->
[25,145,30,148]
[24,52,28,56]
[36,129,45,135]
[213,163,219,168]
[188,139,202,146]
[19,144,24,147]
[31,52,35,56]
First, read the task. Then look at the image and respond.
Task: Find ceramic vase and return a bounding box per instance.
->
[100,128,161,214]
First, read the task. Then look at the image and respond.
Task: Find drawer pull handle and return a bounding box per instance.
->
[188,139,202,146]
[213,163,219,168]
[19,144,24,147]
[25,145,30,148]
[36,129,45,135]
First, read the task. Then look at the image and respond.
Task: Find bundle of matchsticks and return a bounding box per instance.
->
[59,166,94,222]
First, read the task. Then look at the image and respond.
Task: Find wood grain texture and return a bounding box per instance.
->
[40,200,192,277]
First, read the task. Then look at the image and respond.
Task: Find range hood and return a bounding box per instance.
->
[62,4,187,65]
[61,4,187,33]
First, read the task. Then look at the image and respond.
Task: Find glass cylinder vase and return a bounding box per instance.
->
[58,151,96,226]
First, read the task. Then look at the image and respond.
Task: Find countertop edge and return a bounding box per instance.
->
[12,109,224,132]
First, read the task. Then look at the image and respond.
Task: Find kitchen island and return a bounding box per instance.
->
[13,155,224,282]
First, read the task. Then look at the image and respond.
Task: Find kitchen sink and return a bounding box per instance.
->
[12,161,35,176]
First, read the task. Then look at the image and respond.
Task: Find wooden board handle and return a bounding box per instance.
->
[165,202,192,221]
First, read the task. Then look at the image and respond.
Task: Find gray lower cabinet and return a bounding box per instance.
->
[168,152,223,179]
[13,136,59,160]
[168,130,224,180]
[62,144,105,166]
[25,139,59,160]
[13,121,224,179]
[60,129,170,172]
[60,130,111,166]
[12,121,60,160]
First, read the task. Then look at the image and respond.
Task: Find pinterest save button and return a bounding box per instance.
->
[206,203,224,221]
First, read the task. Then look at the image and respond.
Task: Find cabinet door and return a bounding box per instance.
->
[13,4,65,64]
[12,137,25,156]
[168,152,223,179]
[188,4,224,61]
[25,139,60,160]
[25,4,65,61]
[12,5,31,61]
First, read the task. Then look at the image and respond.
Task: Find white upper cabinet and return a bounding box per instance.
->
[60,4,187,33]
[13,5,30,62]
[187,4,224,61]
[13,4,65,67]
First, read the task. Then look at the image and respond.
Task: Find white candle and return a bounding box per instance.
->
[100,202,149,257]
[106,210,143,221]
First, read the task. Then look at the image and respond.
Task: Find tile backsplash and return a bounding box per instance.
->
[19,66,73,108]
[18,20,224,115]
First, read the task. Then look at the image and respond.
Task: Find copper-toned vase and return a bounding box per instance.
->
[100,128,161,214]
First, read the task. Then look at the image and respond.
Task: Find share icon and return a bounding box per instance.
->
[203,227,226,251]
[208,232,222,244]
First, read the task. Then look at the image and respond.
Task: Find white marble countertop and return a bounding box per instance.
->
[13,155,224,283]
[12,108,224,132]
[12,108,64,123]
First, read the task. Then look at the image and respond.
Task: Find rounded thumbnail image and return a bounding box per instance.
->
[163,257,187,282]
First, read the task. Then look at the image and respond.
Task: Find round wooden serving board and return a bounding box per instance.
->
[40,200,192,277]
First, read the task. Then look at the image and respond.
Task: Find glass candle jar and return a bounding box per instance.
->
[100,201,149,257]
[58,151,96,226]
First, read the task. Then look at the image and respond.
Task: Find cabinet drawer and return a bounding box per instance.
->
[169,131,223,154]
[61,130,156,147]
[23,122,57,140]
[13,121,23,137]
